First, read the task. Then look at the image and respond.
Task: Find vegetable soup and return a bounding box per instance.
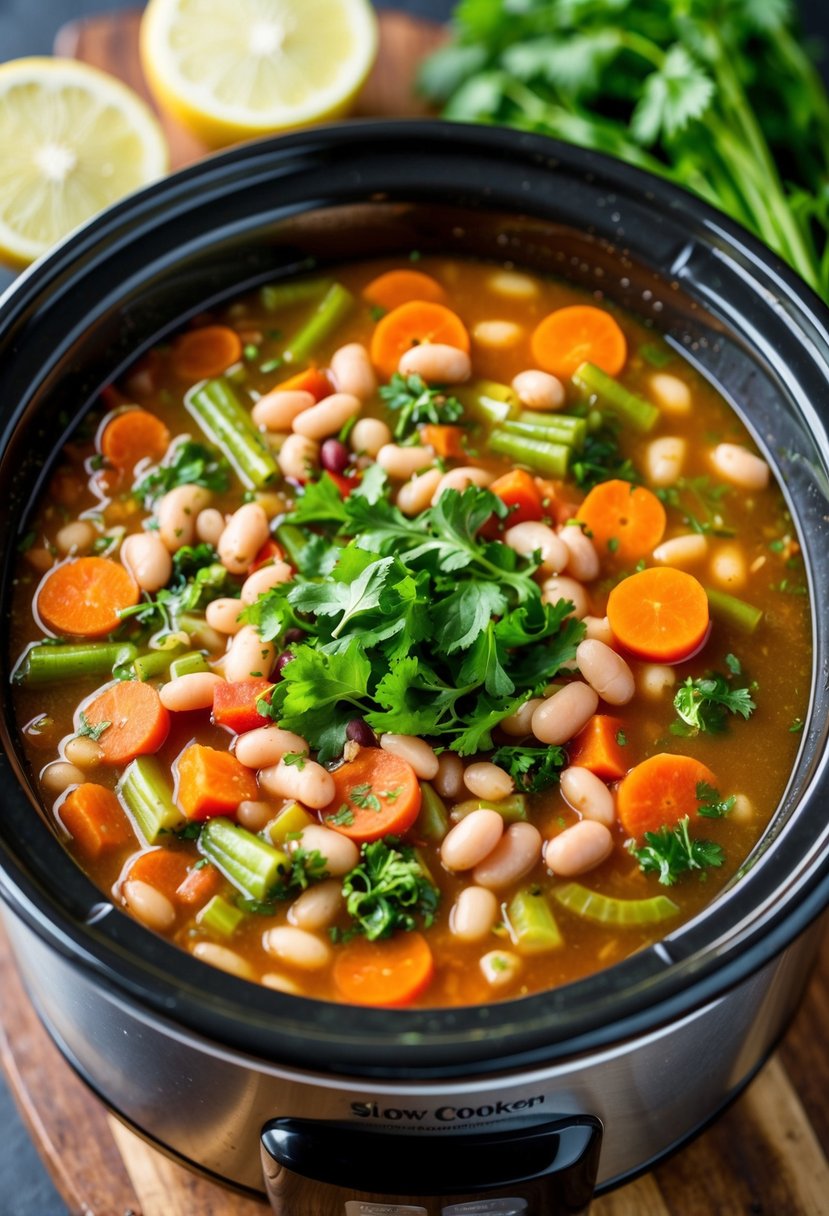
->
[9,257,810,1008]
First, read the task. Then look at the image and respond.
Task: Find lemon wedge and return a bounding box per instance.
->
[139,0,378,149]
[0,58,169,270]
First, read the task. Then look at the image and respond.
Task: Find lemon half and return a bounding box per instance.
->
[0,58,169,269]
[140,0,379,150]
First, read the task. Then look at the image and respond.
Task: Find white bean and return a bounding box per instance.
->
[262,926,331,970]
[710,443,769,490]
[499,698,544,737]
[730,793,754,823]
[293,825,359,876]
[288,879,343,931]
[223,625,276,682]
[558,524,600,581]
[463,762,514,802]
[488,270,538,299]
[258,757,335,809]
[511,369,565,412]
[649,372,691,416]
[440,809,504,872]
[532,683,599,746]
[218,503,270,575]
[709,543,747,590]
[646,436,686,487]
[120,531,173,593]
[639,664,676,698]
[480,950,522,988]
[278,433,319,481]
[504,521,567,573]
[56,520,95,554]
[241,561,293,605]
[330,343,376,400]
[206,596,245,635]
[544,820,614,877]
[398,343,471,384]
[584,615,614,645]
[379,733,439,779]
[192,941,255,980]
[350,417,392,458]
[576,639,635,706]
[473,320,523,349]
[376,443,435,479]
[396,468,444,516]
[123,879,176,932]
[195,507,227,547]
[160,672,224,712]
[560,767,616,828]
[433,752,465,801]
[432,466,493,503]
[252,389,315,431]
[42,761,85,794]
[449,886,499,942]
[235,726,309,770]
[292,392,361,441]
[255,490,288,519]
[157,484,212,551]
[63,735,102,769]
[472,823,542,890]
[236,800,276,831]
[541,575,589,619]
[653,534,708,567]
[261,972,303,995]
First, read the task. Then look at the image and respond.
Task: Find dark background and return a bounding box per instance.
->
[0,0,827,1211]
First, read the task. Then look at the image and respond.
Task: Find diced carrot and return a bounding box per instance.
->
[576,479,666,564]
[250,539,286,572]
[419,424,467,459]
[83,681,170,765]
[333,931,435,1007]
[489,469,544,525]
[171,325,243,381]
[176,743,259,820]
[567,715,629,781]
[99,408,170,473]
[607,567,710,663]
[320,748,421,843]
[176,862,223,906]
[617,753,718,838]
[363,269,446,312]
[369,300,470,382]
[36,556,140,638]
[125,848,192,900]
[212,678,275,734]
[276,366,332,401]
[59,784,132,860]
[530,305,627,379]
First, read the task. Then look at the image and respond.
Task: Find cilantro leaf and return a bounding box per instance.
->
[631,46,715,145]
[289,555,396,638]
[626,817,725,886]
[379,373,464,441]
[673,672,756,734]
[341,838,440,941]
[133,440,229,505]
[696,781,736,819]
[433,581,507,653]
[269,642,372,763]
[491,743,566,792]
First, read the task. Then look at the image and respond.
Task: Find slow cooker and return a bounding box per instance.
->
[1,122,829,1216]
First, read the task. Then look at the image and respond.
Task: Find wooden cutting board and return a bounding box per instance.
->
[0,9,826,1214]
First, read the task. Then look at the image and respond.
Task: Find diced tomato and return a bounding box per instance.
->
[489,469,544,525]
[212,678,275,734]
[328,470,362,497]
[250,538,285,572]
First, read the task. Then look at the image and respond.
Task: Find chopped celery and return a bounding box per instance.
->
[506,888,563,953]
[283,283,355,365]
[416,783,449,841]
[552,882,679,926]
[489,429,570,478]
[186,377,278,489]
[197,893,245,937]
[450,796,528,823]
[705,586,763,633]
[456,379,518,426]
[503,417,587,448]
[133,645,185,682]
[200,817,290,901]
[267,802,316,845]
[261,278,333,312]
[516,410,587,441]
[169,651,210,678]
[119,756,184,844]
[573,362,660,433]
[15,640,138,686]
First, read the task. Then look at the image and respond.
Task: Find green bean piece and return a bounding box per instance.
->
[118,756,184,844]
[267,802,316,845]
[705,586,764,633]
[169,651,210,679]
[15,641,138,686]
[503,416,587,448]
[552,882,679,926]
[416,783,450,841]
[200,817,290,900]
[260,278,333,312]
[133,646,185,682]
[456,379,518,426]
[186,377,278,489]
[197,893,246,937]
[507,888,564,953]
[450,795,528,823]
[283,283,355,365]
[572,362,660,433]
[488,429,571,478]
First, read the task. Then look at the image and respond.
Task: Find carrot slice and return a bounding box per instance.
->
[37,556,140,638]
[608,567,710,662]
[126,848,191,900]
[363,269,446,312]
[419,424,467,459]
[489,469,544,525]
[276,366,332,401]
[59,783,132,859]
[176,743,259,821]
[171,325,243,381]
[320,747,421,843]
[617,753,718,838]
[370,300,470,382]
[577,479,666,563]
[212,678,274,735]
[333,931,435,1007]
[567,715,629,781]
[176,861,223,906]
[531,305,627,379]
[83,681,171,765]
[100,408,170,473]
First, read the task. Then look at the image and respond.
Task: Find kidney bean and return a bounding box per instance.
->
[541,575,589,619]
[463,762,514,802]
[434,752,465,801]
[277,433,319,481]
[376,443,435,479]
[258,756,335,809]
[558,525,600,581]
[472,822,542,890]
[252,389,315,431]
[480,950,522,988]
[123,879,176,932]
[532,683,599,746]
[292,392,361,441]
[320,438,351,475]
[499,698,544,737]
[396,467,443,516]
[710,443,769,490]
[192,941,256,980]
[653,534,708,567]
[559,766,616,828]
[330,343,376,400]
[504,521,567,572]
[576,639,635,706]
[449,886,499,942]
[350,417,392,458]
[511,368,565,411]
[440,809,505,872]
[157,484,212,551]
[235,725,309,770]
[544,820,614,877]
[263,926,332,970]
[398,343,471,384]
[223,625,276,682]
[218,503,270,575]
[379,733,438,779]
[160,672,224,712]
[346,718,379,748]
[206,596,245,635]
[288,879,344,932]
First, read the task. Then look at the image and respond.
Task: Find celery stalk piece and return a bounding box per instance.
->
[705,586,764,633]
[14,640,138,686]
[118,756,184,844]
[197,893,246,937]
[133,646,185,682]
[283,283,355,365]
[489,429,571,478]
[516,410,587,442]
[506,887,564,952]
[268,802,316,844]
[456,379,518,426]
[416,783,449,841]
[572,362,660,433]
[450,796,528,823]
[186,377,278,489]
[260,278,333,312]
[552,882,679,926]
[200,817,290,900]
[503,417,587,448]
[169,651,210,679]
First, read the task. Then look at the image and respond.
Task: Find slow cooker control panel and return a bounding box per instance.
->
[260,1115,602,1215]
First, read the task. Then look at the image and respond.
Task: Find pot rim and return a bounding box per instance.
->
[1,119,829,1079]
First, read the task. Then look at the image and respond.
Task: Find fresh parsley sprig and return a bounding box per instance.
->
[379,373,464,441]
[339,838,440,941]
[672,669,756,735]
[491,744,566,793]
[133,440,230,505]
[626,817,724,886]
